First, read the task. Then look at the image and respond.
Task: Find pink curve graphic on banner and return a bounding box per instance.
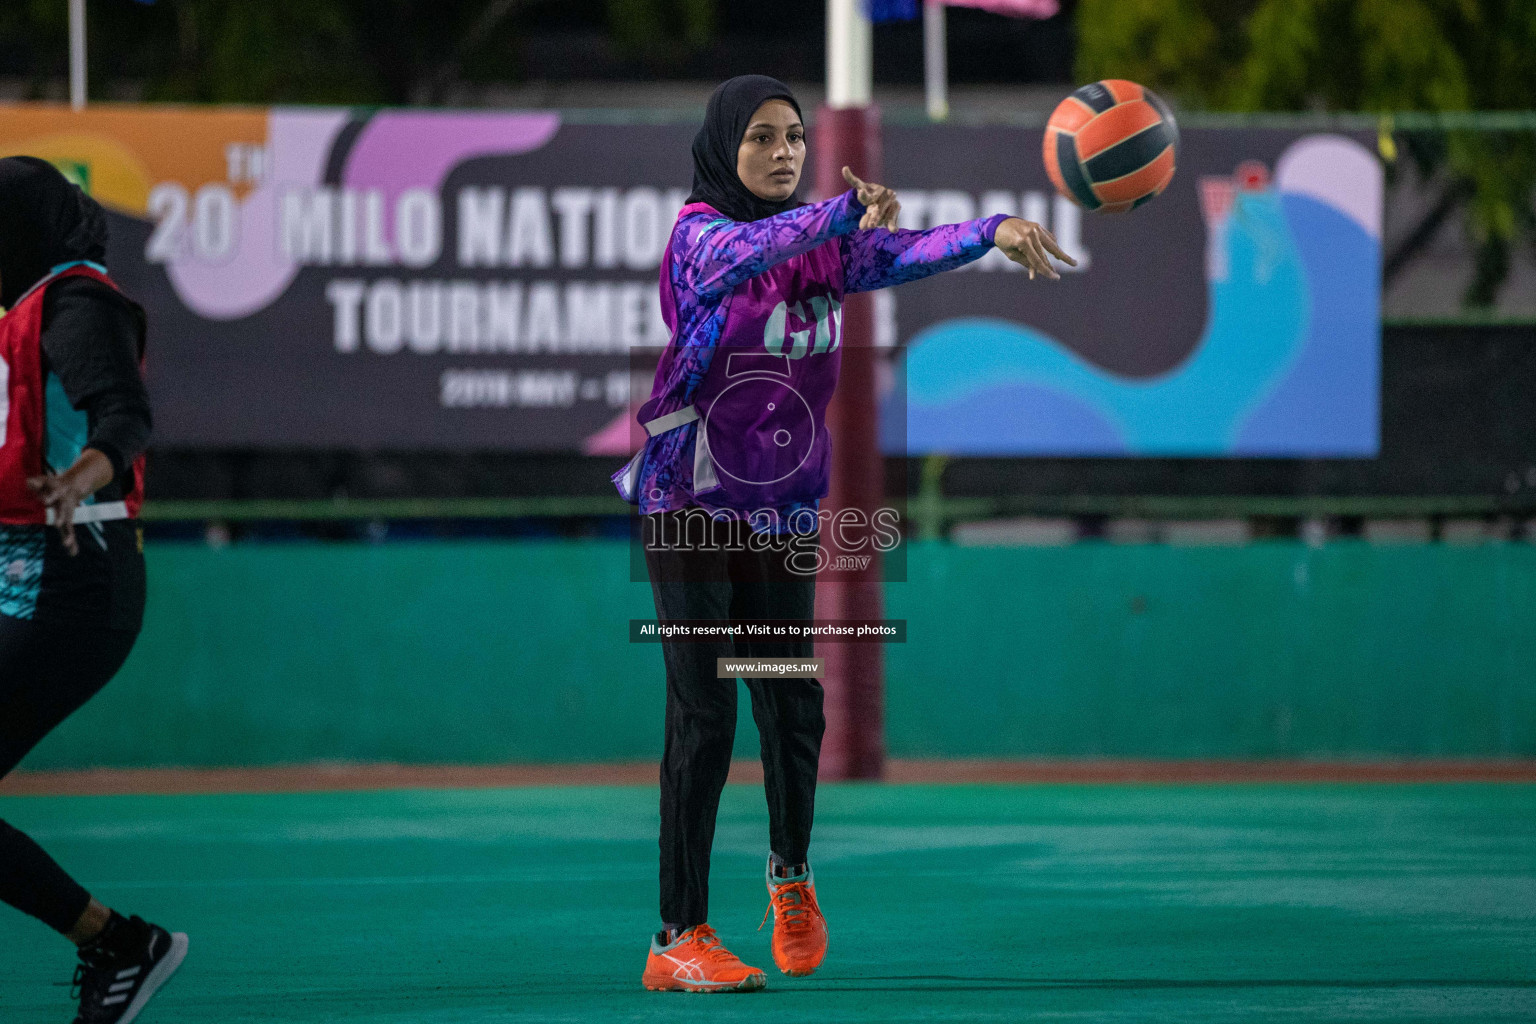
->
[166,109,350,320]
[1274,134,1382,241]
[341,111,562,235]
[584,405,646,455]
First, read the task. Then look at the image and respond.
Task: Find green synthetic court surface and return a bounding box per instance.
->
[2,784,1533,1023]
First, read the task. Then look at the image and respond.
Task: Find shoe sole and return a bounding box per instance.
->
[116,932,188,1024]
[642,972,766,993]
[775,952,826,977]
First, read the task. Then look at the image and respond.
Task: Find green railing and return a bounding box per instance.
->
[140,496,631,522]
[140,492,1536,543]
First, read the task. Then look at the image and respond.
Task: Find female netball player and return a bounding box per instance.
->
[0,157,187,1023]
[614,76,1072,992]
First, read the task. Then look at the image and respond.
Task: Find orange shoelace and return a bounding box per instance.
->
[685,924,741,964]
[760,879,819,933]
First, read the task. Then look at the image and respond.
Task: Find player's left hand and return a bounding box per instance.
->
[27,473,86,556]
[842,166,901,232]
[27,448,114,557]
[994,217,1077,280]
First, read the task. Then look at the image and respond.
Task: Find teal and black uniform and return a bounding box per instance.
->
[0,157,153,935]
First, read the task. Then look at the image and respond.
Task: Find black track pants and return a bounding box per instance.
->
[0,614,138,932]
[643,511,826,928]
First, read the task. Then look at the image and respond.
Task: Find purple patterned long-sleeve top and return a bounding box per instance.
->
[612,187,1007,533]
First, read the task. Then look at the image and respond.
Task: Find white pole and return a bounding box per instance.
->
[826,0,872,108]
[923,0,948,121]
[69,0,86,110]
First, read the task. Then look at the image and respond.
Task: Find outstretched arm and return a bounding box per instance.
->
[843,215,1008,294]
[843,215,1077,293]
[677,190,866,301]
[676,166,906,301]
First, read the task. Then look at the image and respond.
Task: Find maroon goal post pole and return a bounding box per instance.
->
[814,0,886,781]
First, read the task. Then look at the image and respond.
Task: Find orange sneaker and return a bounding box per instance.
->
[761,859,828,976]
[641,924,767,993]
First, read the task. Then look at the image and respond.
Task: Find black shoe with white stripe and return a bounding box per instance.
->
[70,914,188,1024]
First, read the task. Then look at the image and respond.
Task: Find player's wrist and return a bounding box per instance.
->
[62,448,115,498]
[992,217,1023,249]
[984,215,1016,246]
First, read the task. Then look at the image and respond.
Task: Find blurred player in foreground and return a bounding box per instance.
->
[614,75,1072,992]
[0,156,187,1024]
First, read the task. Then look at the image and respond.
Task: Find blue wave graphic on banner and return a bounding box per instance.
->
[891,138,1381,457]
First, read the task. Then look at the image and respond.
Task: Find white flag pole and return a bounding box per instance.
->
[923,0,948,121]
[69,0,87,110]
[827,0,872,107]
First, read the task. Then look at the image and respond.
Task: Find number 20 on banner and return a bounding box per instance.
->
[145,183,238,263]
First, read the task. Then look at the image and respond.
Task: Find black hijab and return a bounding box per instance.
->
[686,75,806,223]
[0,155,109,309]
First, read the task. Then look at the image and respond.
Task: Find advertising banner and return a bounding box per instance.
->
[0,106,1380,456]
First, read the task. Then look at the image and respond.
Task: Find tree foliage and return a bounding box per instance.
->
[608,0,716,59]
[0,0,722,105]
[1076,0,1536,307]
